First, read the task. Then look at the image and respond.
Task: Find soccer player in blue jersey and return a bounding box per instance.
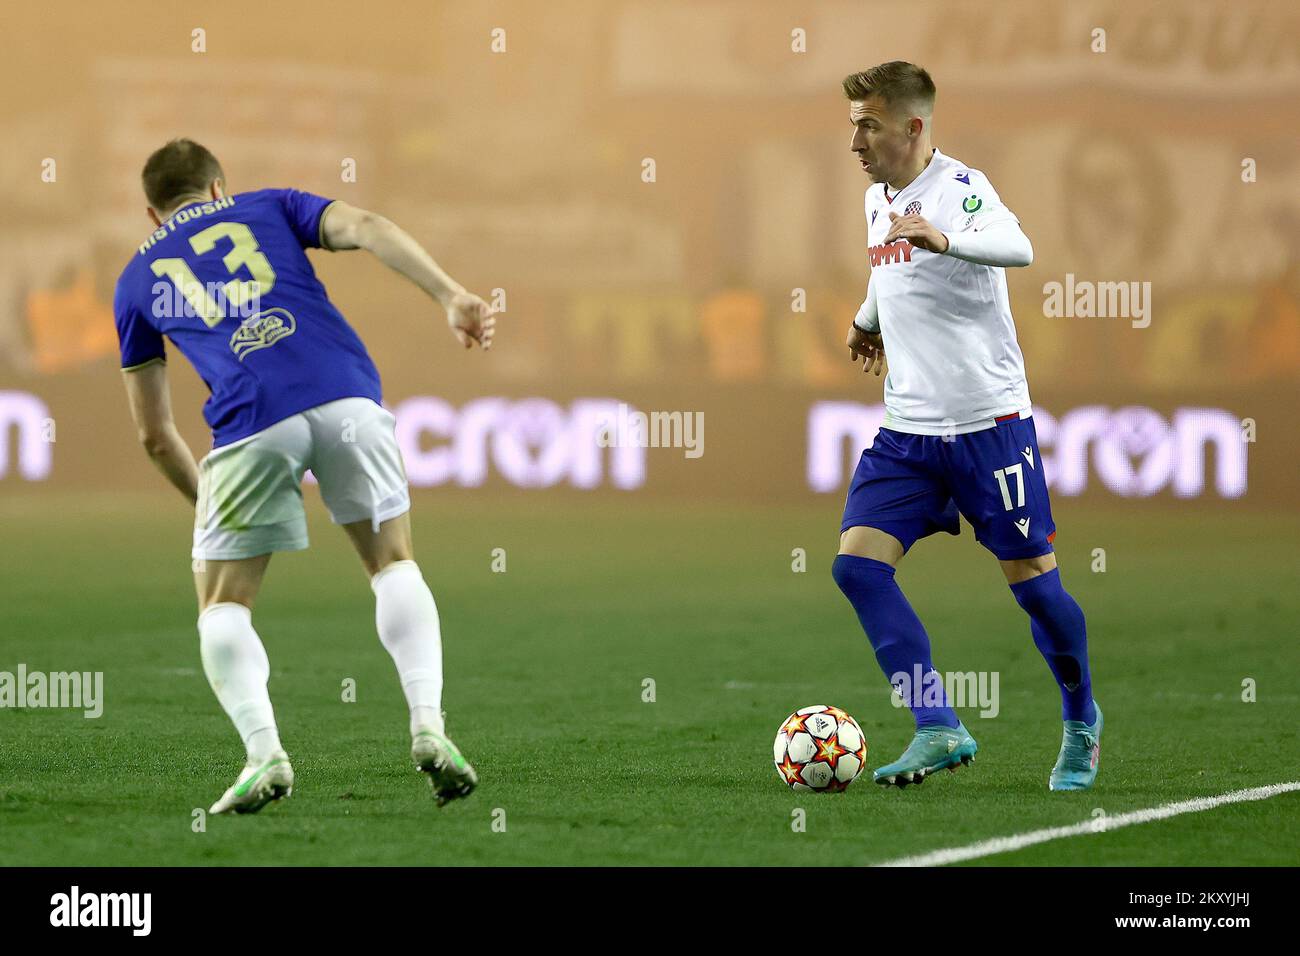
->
[114,139,495,812]
[833,63,1102,791]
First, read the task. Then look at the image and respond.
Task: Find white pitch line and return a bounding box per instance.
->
[873,781,1300,867]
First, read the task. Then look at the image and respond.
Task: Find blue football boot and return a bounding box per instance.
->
[1049,701,1103,792]
[873,721,978,788]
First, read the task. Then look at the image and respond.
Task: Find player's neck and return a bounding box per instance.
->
[887,146,935,193]
[158,194,209,220]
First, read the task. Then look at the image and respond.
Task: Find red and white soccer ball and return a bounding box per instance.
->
[773,705,868,792]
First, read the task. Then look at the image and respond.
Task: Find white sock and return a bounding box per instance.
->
[197,602,283,763]
[372,560,445,737]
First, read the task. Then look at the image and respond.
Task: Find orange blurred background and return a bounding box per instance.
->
[1,0,1295,503]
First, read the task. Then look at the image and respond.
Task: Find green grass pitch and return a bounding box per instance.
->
[2,491,1297,866]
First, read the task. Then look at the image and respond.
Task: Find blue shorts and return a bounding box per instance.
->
[840,414,1057,561]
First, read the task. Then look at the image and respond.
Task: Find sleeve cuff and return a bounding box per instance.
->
[853,310,879,335]
[317,200,340,251]
[121,356,166,372]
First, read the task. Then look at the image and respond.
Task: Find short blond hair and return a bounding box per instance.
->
[842,61,936,117]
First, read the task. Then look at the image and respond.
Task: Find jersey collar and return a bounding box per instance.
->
[163,197,210,224]
[883,147,943,204]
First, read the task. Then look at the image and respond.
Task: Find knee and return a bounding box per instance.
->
[370,558,422,590]
[838,526,905,565]
[363,545,415,580]
[196,601,254,638]
[832,553,894,598]
[1003,551,1057,587]
[1010,568,1081,621]
[831,553,856,595]
[198,588,257,616]
[1008,572,1050,616]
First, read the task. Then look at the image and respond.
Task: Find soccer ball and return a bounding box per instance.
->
[773,705,868,792]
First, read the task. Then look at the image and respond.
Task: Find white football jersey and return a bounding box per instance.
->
[864,148,1031,435]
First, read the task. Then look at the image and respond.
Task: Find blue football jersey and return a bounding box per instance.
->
[113,188,383,448]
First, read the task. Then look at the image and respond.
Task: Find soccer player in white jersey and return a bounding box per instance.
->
[831,63,1102,791]
[113,140,495,811]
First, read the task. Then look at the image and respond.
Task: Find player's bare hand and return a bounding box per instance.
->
[445,292,497,350]
[847,325,885,377]
[884,211,950,254]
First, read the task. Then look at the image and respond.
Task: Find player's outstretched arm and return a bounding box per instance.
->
[942,221,1033,268]
[319,202,496,350]
[121,361,200,504]
[883,211,1033,268]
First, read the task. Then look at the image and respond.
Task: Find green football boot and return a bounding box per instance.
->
[412,729,479,806]
[1049,701,1103,792]
[209,751,294,815]
[873,721,978,788]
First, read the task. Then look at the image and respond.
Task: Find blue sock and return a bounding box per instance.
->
[1009,568,1096,724]
[832,554,958,730]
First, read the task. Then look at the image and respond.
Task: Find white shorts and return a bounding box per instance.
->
[193,397,410,561]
